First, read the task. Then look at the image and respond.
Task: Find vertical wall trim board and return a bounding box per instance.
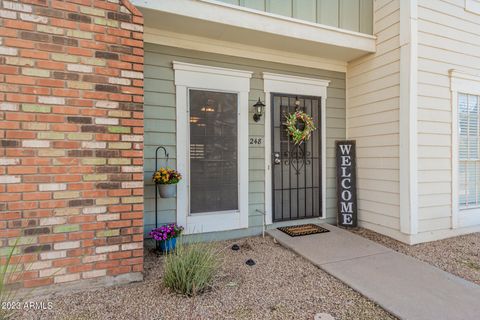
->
[399,0,418,235]
[175,84,188,229]
[345,74,349,139]
[450,75,459,230]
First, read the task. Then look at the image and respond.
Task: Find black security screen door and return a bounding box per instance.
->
[272,93,322,222]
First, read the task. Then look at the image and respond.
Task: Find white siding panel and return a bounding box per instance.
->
[418,205,452,220]
[417,0,480,232]
[418,182,451,195]
[418,146,451,158]
[418,217,451,232]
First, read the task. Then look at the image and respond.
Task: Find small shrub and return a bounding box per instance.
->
[163,240,221,296]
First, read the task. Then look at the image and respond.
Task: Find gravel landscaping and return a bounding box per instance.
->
[18,236,395,320]
[351,228,480,285]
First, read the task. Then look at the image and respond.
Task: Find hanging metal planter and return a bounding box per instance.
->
[157,183,176,198]
[153,146,183,251]
[152,147,181,199]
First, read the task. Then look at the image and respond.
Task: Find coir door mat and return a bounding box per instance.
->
[277,224,330,237]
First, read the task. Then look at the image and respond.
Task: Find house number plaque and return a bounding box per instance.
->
[249,136,264,146]
[336,140,357,228]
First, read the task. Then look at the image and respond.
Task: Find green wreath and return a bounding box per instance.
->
[284,111,316,145]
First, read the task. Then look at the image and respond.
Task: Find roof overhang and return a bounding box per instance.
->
[131,0,376,72]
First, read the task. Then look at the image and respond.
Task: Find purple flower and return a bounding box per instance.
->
[149,223,183,242]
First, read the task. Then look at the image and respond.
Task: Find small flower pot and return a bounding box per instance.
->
[157,184,176,198]
[158,238,177,252]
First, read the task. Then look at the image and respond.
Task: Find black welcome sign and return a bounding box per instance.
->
[336,140,357,228]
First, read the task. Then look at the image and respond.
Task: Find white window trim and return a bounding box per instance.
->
[450,69,480,229]
[465,0,480,15]
[173,61,252,234]
[263,72,330,225]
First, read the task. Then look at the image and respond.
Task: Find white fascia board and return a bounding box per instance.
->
[173,61,253,81]
[131,0,376,53]
[263,72,331,89]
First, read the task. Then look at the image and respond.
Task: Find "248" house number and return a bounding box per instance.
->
[249,137,263,145]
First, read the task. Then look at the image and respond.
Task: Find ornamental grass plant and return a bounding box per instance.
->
[1,239,25,320]
[163,239,222,297]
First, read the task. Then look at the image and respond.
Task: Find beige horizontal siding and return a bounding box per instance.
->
[346,0,401,232]
[417,0,480,231]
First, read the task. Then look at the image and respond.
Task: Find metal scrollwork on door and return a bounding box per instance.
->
[272,94,322,222]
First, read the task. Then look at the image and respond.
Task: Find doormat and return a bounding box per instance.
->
[277,224,330,237]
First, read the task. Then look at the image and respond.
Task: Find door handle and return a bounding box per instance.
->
[273,152,281,165]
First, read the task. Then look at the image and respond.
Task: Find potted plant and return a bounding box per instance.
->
[152,167,182,198]
[149,223,184,252]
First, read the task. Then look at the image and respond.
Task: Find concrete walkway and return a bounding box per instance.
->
[267,224,480,320]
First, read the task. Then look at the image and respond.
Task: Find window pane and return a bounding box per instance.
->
[459,94,469,160]
[467,161,477,206]
[189,89,238,214]
[459,161,466,208]
[468,95,478,159]
[459,94,468,114]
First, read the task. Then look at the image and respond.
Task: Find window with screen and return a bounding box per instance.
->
[458,93,480,208]
[189,89,238,214]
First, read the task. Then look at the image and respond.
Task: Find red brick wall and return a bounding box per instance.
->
[0,0,144,290]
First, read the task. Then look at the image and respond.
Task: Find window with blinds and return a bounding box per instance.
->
[458,93,480,209]
[189,89,238,214]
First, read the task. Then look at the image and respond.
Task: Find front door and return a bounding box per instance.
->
[271,94,322,222]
